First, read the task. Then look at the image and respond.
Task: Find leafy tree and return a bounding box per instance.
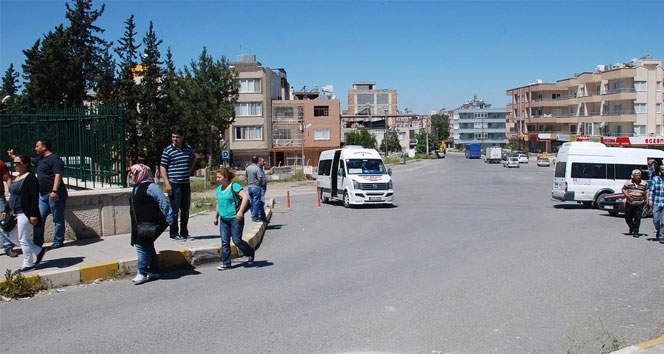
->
[137,21,165,170]
[431,114,450,141]
[344,127,376,149]
[379,128,401,154]
[115,15,141,163]
[64,0,108,104]
[415,130,439,154]
[181,47,239,167]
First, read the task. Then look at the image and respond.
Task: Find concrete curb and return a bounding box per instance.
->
[612,336,664,353]
[1,200,274,290]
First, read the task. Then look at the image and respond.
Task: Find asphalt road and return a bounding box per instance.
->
[3,152,664,353]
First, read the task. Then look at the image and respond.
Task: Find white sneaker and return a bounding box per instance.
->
[133,274,148,285]
[131,273,142,282]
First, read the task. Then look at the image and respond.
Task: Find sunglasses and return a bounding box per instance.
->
[13,162,23,165]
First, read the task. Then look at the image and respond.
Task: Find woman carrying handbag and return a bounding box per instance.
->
[129,164,173,285]
[1,155,45,272]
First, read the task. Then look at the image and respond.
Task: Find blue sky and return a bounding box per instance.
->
[1,0,663,114]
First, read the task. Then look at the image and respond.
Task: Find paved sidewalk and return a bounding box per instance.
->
[614,337,664,353]
[0,202,273,288]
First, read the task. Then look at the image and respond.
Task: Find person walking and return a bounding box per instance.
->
[8,139,68,249]
[214,167,254,270]
[649,164,664,243]
[129,164,173,285]
[159,128,199,241]
[0,159,17,257]
[623,169,648,237]
[2,155,46,271]
[245,156,263,222]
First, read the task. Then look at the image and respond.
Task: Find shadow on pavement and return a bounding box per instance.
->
[189,235,219,240]
[552,203,588,210]
[64,237,104,247]
[244,260,273,268]
[34,256,85,270]
[160,266,201,280]
[266,224,284,230]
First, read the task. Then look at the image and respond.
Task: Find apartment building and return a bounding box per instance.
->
[506,56,664,152]
[227,55,290,168]
[451,95,507,147]
[271,97,341,168]
[347,82,397,115]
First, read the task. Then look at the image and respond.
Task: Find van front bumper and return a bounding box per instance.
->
[351,190,394,205]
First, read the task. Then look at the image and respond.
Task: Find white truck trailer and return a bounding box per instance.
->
[484,146,502,164]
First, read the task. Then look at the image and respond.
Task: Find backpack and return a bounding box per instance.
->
[230,182,252,214]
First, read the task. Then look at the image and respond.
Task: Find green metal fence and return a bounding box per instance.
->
[0,105,126,189]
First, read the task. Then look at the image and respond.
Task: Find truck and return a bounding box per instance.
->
[484,146,502,163]
[465,143,481,159]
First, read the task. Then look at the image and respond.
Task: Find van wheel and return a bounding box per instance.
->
[608,210,619,216]
[594,192,609,209]
[343,191,350,208]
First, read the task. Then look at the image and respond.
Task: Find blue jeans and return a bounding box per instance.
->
[248,186,264,221]
[168,183,191,237]
[0,195,13,251]
[219,218,253,267]
[136,239,159,276]
[33,188,68,247]
[654,205,664,239]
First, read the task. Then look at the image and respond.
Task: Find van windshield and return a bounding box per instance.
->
[346,159,387,174]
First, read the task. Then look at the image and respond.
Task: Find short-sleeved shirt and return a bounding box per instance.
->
[217,182,243,221]
[33,153,65,195]
[245,164,261,188]
[623,179,648,205]
[160,144,195,184]
[0,160,9,195]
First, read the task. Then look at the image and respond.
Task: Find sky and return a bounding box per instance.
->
[1,0,663,115]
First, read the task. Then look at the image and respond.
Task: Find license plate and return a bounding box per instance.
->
[603,205,614,210]
[369,197,381,201]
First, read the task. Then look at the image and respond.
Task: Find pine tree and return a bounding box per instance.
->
[64,0,108,104]
[137,21,164,170]
[115,15,141,163]
[96,42,116,103]
[379,128,402,154]
[1,64,20,98]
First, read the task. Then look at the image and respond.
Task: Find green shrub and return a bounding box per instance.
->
[0,269,46,299]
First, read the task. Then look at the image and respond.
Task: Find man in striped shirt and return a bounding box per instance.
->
[648,164,664,242]
[160,128,200,241]
[623,169,648,238]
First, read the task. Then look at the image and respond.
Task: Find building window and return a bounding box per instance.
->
[239,79,261,93]
[570,106,578,115]
[570,125,577,133]
[234,126,263,140]
[634,81,647,92]
[235,102,262,116]
[657,103,662,114]
[474,133,488,140]
[314,128,330,140]
[634,125,646,136]
[658,126,662,136]
[273,106,295,121]
[314,106,329,117]
[657,81,662,91]
[634,103,647,114]
[273,129,292,140]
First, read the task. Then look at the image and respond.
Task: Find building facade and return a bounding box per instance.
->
[452,96,507,147]
[347,82,397,115]
[506,56,664,152]
[271,99,341,168]
[227,55,290,168]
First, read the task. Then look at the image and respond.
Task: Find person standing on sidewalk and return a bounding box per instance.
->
[214,167,254,270]
[2,155,46,271]
[623,169,648,238]
[159,128,199,241]
[8,139,68,249]
[129,164,173,285]
[245,156,263,222]
[258,157,268,222]
[0,159,18,257]
[649,164,664,243]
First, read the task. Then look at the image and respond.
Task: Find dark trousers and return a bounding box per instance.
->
[625,203,645,233]
[168,182,191,237]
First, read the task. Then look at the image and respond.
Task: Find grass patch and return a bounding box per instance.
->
[563,315,625,354]
[0,269,47,299]
[190,196,217,214]
[272,170,311,183]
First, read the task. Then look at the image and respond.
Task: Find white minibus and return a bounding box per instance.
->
[552,142,664,207]
[316,147,394,207]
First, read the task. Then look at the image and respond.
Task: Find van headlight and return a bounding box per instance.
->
[353,180,359,189]
[388,180,393,189]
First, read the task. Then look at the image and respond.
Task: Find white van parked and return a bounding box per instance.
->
[317,147,394,207]
[552,142,664,207]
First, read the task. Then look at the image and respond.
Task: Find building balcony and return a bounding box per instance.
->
[272,138,302,147]
[272,118,300,125]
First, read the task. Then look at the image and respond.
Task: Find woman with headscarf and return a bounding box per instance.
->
[129,164,173,285]
[2,154,45,271]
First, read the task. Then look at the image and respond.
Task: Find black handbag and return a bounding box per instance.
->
[0,213,16,232]
[130,188,168,241]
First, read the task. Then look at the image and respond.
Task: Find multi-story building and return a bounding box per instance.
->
[347,82,397,115]
[506,56,664,152]
[452,95,507,148]
[271,94,341,168]
[227,55,290,168]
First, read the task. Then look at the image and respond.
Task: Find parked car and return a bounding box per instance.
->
[517,153,529,164]
[597,192,652,217]
[536,157,551,167]
[502,156,519,168]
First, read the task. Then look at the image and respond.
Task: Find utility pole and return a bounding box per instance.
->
[425,116,430,155]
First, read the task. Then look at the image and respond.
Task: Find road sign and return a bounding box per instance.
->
[221,149,231,161]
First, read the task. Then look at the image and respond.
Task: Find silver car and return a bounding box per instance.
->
[502,156,519,168]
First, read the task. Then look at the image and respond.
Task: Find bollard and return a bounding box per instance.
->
[317,189,321,208]
[287,190,291,210]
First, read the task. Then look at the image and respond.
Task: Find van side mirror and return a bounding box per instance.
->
[388,168,392,176]
[338,167,345,177]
